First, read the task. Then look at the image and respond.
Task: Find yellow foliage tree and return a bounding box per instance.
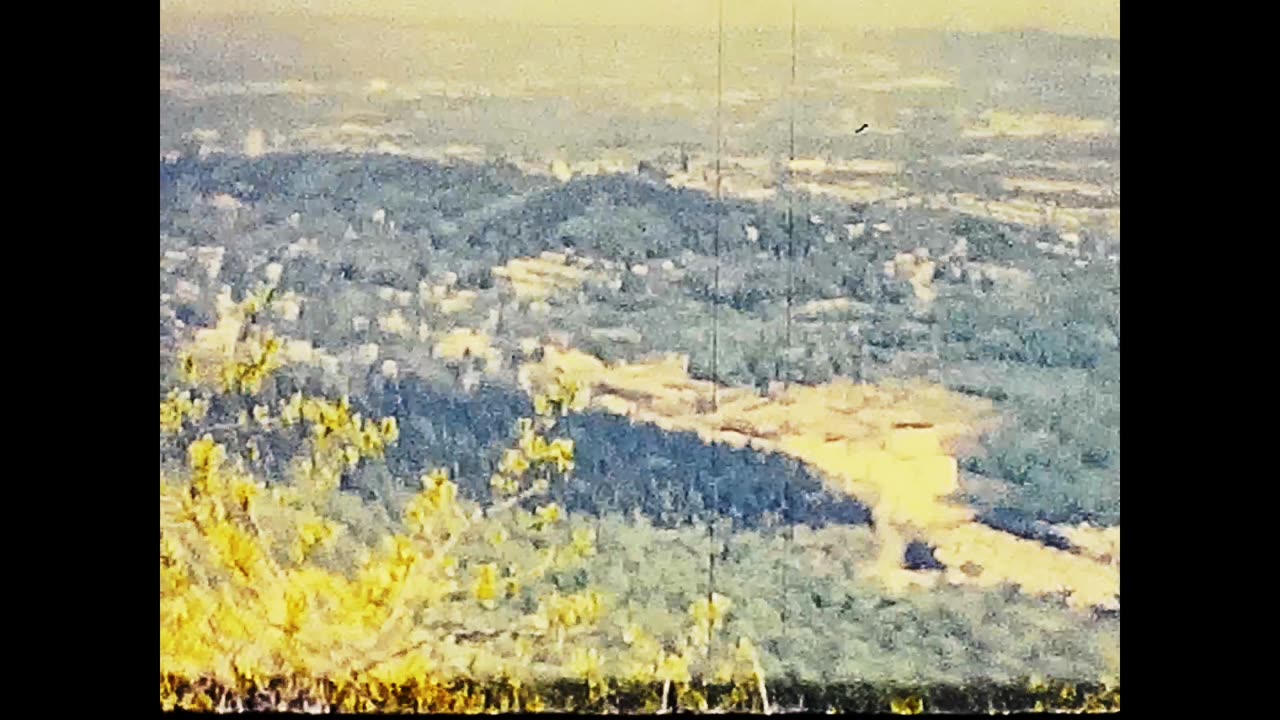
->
[159,283,605,708]
[159,281,758,712]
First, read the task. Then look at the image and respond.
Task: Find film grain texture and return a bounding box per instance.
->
[159,1,1120,713]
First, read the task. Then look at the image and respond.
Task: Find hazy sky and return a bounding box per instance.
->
[160,1,1120,39]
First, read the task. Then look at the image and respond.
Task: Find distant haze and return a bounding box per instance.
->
[160,0,1120,39]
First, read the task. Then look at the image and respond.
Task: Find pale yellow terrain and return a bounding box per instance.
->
[432,328,502,371]
[1058,522,1121,567]
[1000,177,1117,200]
[827,159,903,176]
[662,152,1118,240]
[885,252,939,304]
[962,111,1114,139]
[666,168,778,203]
[519,345,1120,611]
[856,76,954,92]
[491,253,594,302]
[793,180,908,206]
[792,297,873,320]
[932,524,1119,608]
[926,192,1121,237]
[434,290,478,315]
